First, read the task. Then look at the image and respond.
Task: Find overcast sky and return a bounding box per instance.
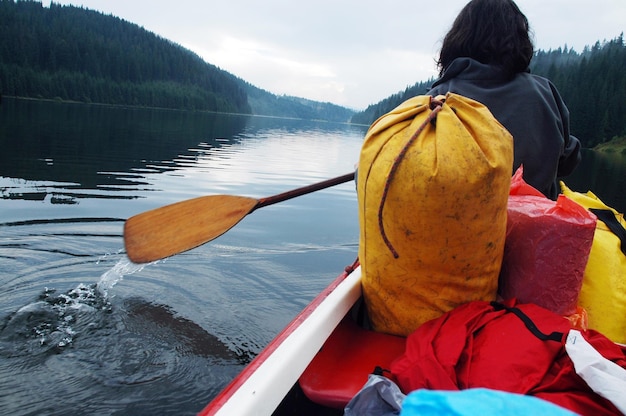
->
[45,0,625,110]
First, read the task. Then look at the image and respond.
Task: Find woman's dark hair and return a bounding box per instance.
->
[437,0,534,77]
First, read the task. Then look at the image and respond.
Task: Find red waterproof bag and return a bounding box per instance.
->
[498,168,597,315]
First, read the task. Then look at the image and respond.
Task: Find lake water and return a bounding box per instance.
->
[1,98,625,415]
[0,98,366,415]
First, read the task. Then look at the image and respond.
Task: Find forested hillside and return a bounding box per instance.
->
[350,79,434,125]
[245,82,354,122]
[532,36,626,147]
[0,0,250,113]
[0,0,354,122]
[3,0,623,132]
[351,35,626,148]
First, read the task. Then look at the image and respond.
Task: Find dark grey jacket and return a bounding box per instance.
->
[428,57,581,199]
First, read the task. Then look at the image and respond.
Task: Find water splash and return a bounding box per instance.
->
[0,256,155,355]
[96,255,157,296]
[0,283,110,355]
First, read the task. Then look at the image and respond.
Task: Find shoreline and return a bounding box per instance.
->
[593,136,626,155]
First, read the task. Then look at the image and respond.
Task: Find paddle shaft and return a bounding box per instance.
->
[253,172,355,211]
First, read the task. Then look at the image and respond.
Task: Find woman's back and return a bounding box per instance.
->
[428,57,580,198]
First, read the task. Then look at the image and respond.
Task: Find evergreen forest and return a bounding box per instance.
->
[0,0,354,122]
[1,0,625,143]
[352,35,626,148]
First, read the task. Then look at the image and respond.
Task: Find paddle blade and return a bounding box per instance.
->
[124,195,259,263]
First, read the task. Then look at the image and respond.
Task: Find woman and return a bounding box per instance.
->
[428,0,580,199]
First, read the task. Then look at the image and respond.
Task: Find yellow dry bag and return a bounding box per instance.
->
[358,93,513,336]
[560,182,626,344]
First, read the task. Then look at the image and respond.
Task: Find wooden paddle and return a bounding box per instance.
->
[124,172,356,263]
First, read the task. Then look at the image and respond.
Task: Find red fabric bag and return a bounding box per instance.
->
[390,299,626,415]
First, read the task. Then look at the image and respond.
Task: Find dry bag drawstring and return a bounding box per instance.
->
[378,98,444,258]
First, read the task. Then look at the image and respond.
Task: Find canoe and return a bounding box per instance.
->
[200,250,626,416]
[198,260,406,415]
[197,230,626,415]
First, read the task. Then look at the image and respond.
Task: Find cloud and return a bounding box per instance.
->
[46,0,626,109]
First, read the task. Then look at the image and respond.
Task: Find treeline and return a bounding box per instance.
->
[0,0,250,113]
[0,0,356,121]
[532,36,626,147]
[351,35,626,148]
[350,79,434,125]
[245,83,355,122]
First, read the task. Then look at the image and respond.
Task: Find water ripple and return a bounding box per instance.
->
[0,269,247,415]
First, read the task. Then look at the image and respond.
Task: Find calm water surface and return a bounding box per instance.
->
[1,98,625,415]
[0,99,365,415]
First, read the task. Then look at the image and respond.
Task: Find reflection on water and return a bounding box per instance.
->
[564,148,626,213]
[122,296,247,362]
[0,98,366,221]
[0,98,365,415]
[1,97,624,415]
[0,266,248,415]
[0,98,250,204]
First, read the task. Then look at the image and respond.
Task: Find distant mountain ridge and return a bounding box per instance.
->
[244,82,355,122]
[2,0,624,140]
[0,0,354,122]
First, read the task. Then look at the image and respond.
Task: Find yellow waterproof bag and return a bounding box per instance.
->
[358,93,513,336]
[560,182,626,343]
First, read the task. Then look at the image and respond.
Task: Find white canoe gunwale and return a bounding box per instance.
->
[199,261,362,416]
